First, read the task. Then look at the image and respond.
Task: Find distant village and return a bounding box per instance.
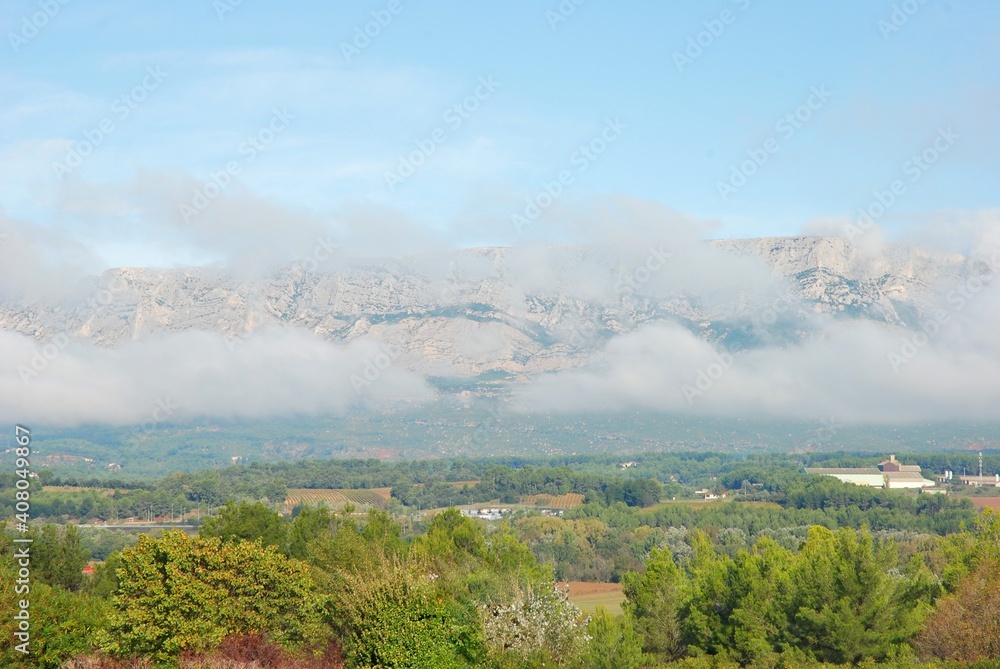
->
[460,507,564,521]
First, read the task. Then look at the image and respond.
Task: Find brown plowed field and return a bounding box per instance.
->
[559,581,626,615]
[561,582,623,597]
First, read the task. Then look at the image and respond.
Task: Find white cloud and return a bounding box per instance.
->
[0,327,435,427]
[514,302,1000,424]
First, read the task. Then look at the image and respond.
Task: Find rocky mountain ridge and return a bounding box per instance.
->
[0,236,974,378]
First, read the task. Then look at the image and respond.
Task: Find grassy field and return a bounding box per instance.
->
[561,582,626,615]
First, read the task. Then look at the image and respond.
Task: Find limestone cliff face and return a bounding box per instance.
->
[713,236,966,324]
[0,237,973,378]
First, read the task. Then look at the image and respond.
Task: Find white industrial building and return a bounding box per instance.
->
[804,467,886,487]
[805,455,935,489]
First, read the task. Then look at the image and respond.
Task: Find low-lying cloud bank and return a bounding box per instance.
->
[513,309,1000,424]
[5,298,1000,427]
[0,327,435,427]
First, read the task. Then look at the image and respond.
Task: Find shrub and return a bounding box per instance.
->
[915,558,1000,662]
[330,564,482,669]
[98,531,327,664]
[481,582,589,665]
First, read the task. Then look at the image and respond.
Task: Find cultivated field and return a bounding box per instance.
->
[284,487,392,510]
[560,581,626,615]
[971,497,1000,509]
[521,493,586,509]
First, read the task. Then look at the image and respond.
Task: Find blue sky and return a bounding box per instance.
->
[2,0,998,268]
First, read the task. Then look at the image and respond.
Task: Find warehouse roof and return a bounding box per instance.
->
[805,468,882,476]
[884,471,930,482]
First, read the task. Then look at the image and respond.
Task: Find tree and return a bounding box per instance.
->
[419,508,488,560]
[305,508,409,582]
[605,479,663,507]
[84,551,121,599]
[99,530,326,663]
[361,508,406,559]
[939,508,1000,591]
[30,523,88,592]
[286,505,334,560]
[787,526,929,664]
[622,546,687,661]
[682,530,736,656]
[580,608,645,669]
[199,500,286,551]
[725,537,794,665]
[0,561,109,668]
